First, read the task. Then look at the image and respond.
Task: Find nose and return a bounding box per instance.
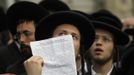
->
[95,38,102,46]
[19,34,27,44]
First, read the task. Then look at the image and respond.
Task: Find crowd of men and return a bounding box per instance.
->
[0,0,134,75]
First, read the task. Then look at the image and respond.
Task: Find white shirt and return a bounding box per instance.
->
[77,62,88,75]
[91,65,114,75]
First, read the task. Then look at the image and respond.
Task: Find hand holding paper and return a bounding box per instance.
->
[30,35,77,75]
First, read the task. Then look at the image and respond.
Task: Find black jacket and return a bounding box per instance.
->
[0,42,25,74]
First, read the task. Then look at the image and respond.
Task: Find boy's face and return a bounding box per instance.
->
[90,28,114,64]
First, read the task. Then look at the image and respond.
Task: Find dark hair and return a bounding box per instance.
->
[16,19,37,27]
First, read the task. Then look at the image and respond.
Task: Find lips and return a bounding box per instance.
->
[94,48,103,52]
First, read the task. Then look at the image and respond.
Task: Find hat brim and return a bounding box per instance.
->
[92,21,129,45]
[36,11,95,51]
[7,1,49,35]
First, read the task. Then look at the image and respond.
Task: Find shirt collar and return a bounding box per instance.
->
[91,65,114,75]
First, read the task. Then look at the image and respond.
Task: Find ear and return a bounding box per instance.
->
[76,53,81,60]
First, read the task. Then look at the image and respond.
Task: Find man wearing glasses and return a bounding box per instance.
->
[0,1,48,75]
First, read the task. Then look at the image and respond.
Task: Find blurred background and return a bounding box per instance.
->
[0,0,134,20]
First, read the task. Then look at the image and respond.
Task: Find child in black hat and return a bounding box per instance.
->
[24,11,95,75]
[85,9,129,75]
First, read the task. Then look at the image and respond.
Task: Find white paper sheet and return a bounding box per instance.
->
[30,35,77,75]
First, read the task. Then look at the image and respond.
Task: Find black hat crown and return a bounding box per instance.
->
[38,0,70,13]
[92,9,123,29]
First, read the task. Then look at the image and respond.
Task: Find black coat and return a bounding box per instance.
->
[0,42,25,74]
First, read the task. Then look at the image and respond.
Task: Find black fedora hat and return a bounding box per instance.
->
[72,10,93,19]
[91,9,123,29]
[91,21,129,45]
[36,11,95,51]
[0,7,8,32]
[7,1,49,35]
[38,0,70,13]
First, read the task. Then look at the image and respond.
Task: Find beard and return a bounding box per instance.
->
[20,44,32,60]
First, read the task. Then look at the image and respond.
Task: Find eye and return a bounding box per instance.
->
[103,36,113,42]
[23,31,33,36]
[72,35,79,40]
[58,32,66,36]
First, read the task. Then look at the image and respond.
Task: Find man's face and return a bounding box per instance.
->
[16,21,36,59]
[16,21,36,46]
[53,24,81,58]
[90,28,114,64]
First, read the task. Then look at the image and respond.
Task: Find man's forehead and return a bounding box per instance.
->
[17,21,35,29]
[16,26,35,35]
[96,29,113,37]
